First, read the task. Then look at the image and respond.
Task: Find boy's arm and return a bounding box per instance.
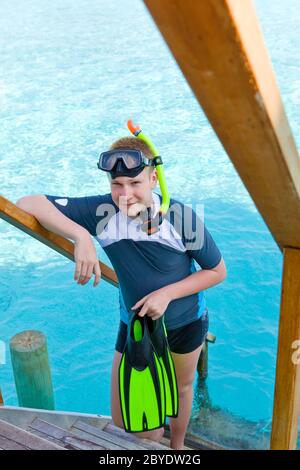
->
[16,195,101,287]
[16,195,89,242]
[163,257,226,302]
[132,208,226,317]
[132,257,226,318]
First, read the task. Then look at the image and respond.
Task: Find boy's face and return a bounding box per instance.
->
[109,167,158,217]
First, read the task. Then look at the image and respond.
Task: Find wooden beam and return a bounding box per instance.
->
[144,0,300,250]
[271,248,300,449]
[0,195,118,287]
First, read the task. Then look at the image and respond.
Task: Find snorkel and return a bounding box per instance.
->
[127,120,170,235]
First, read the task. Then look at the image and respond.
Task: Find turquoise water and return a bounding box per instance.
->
[0,0,299,449]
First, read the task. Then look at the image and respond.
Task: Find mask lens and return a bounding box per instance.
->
[100,152,116,171]
[124,150,141,169]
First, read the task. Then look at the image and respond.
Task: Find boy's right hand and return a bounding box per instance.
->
[73,231,101,287]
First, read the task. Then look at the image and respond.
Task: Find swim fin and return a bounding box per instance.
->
[146,316,178,418]
[119,312,166,433]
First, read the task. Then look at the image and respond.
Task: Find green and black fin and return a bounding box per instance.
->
[119,313,166,433]
[147,316,179,418]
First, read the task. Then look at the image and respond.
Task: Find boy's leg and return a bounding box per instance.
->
[169,343,204,450]
[110,351,164,442]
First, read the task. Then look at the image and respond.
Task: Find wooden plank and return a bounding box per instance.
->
[29,418,105,450]
[0,435,28,450]
[73,420,145,451]
[104,423,171,450]
[0,418,64,450]
[0,196,118,287]
[271,248,300,449]
[144,0,300,250]
[29,428,70,448]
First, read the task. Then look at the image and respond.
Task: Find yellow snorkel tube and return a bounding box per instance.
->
[127,120,170,235]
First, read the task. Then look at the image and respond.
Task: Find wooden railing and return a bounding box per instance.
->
[0,195,118,287]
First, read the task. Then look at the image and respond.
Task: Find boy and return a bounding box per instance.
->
[16,136,226,450]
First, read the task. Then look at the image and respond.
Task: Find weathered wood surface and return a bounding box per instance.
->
[271,248,300,450]
[144,0,300,250]
[72,420,144,451]
[10,331,55,410]
[0,407,227,450]
[29,418,105,450]
[0,418,65,450]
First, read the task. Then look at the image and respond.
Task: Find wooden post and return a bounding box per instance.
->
[10,331,55,410]
[197,332,216,379]
[271,248,300,449]
[0,388,4,406]
[197,341,208,379]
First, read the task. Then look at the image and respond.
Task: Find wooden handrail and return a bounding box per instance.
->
[0,196,118,287]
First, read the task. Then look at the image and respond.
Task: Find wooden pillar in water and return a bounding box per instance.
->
[0,388,4,406]
[10,330,55,410]
[271,248,300,449]
[197,332,216,379]
[197,342,209,379]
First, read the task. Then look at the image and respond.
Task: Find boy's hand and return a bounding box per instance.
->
[74,231,101,287]
[131,288,171,320]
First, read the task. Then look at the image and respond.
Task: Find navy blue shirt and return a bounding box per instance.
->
[45,192,222,329]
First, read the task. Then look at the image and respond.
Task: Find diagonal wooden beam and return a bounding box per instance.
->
[144,0,300,250]
[0,196,118,287]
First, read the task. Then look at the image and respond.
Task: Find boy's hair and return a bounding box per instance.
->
[110,137,154,160]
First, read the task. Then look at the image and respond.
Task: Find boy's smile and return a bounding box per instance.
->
[109,167,157,218]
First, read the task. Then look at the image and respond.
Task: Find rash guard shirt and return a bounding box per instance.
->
[45,192,222,330]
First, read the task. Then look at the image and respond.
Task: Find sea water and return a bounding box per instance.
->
[0,0,299,449]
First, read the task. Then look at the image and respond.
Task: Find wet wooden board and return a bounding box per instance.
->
[29,418,105,450]
[0,418,64,450]
[72,420,145,451]
[104,423,171,450]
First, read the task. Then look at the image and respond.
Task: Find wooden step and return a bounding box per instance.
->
[0,418,65,450]
[103,423,171,450]
[72,420,145,451]
[28,418,104,450]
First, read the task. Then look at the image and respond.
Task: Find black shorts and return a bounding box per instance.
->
[115,308,209,355]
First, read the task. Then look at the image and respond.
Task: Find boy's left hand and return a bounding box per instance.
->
[131,288,171,320]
